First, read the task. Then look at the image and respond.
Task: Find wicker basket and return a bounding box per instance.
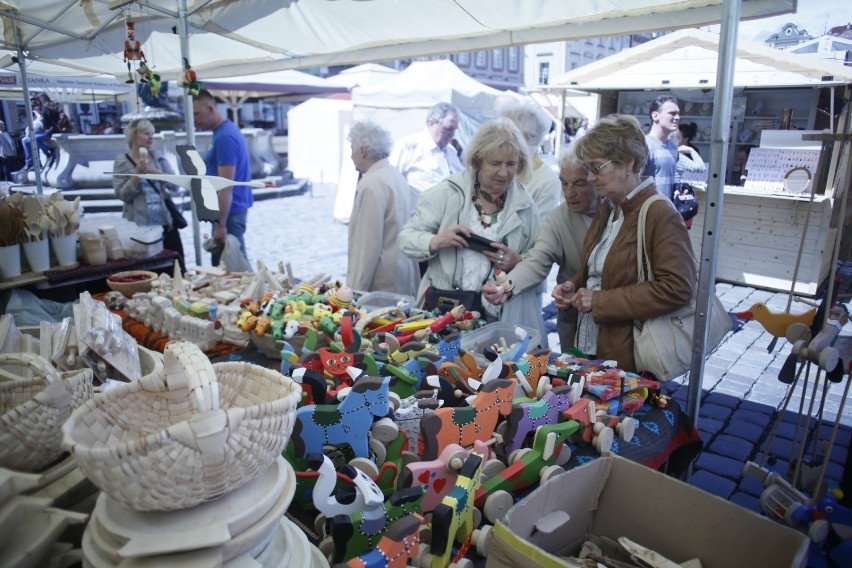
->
[62,341,301,511]
[0,352,94,472]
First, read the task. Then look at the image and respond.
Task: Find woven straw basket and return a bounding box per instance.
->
[0,352,94,472]
[62,341,301,511]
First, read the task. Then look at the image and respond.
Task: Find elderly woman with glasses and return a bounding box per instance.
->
[550,114,695,372]
[399,118,546,340]
[112,118,186,272]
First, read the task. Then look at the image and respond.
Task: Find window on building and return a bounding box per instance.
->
[539,61,550,85]
[475,51,487,68]
[508,47,518,71]
[492,49,503,70]
[456,52,470,66]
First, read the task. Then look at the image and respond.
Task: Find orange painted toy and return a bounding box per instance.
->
[419,378,515,460]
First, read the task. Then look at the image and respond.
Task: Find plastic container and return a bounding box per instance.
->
[460,321,542,367]
[356,291,415,313]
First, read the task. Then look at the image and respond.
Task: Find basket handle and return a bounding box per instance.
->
[0,352,62,385]
[163,341,219,413]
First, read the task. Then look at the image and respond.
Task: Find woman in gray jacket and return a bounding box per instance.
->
[112,118,185,272]
[399,118,546,343]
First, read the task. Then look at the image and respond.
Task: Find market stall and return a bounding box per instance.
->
[546,28,852,295]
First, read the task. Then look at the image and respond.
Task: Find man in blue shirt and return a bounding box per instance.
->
[193,89,252,265]
[642,95,680,200]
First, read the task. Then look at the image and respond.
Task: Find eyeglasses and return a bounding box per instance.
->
[582,159,613,176]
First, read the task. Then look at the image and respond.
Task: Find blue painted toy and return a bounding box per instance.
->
[291,375,390,458]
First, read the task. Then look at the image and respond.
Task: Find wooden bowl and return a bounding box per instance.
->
[106,270,157,297]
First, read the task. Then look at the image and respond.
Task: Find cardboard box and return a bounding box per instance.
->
[488,456,808,568]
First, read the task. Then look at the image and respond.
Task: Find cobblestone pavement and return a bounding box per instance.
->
[86,182,852,510]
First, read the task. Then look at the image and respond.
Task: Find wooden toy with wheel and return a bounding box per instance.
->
[475,420,580,523]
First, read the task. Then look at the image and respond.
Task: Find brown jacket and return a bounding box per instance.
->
[571,184,696,372]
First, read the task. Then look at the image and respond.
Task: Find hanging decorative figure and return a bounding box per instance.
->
[179,58,203,95]
[123,19,146,84]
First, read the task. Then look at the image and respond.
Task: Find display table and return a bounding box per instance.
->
[565,400,702,475]
[0,249,180,293]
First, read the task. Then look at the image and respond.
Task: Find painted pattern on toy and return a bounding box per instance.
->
[419,378,515,460]
[291,375,390,458]
[399,440,491,513]
[307,453,384,518]
[328,483,427,563]
[514,347,553,397]
[503,384,578,455]
[343,513,424,568]
[393,392,440,447]
[429,453,484,568]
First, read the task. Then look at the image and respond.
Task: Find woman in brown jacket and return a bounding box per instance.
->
[551,114,695,372]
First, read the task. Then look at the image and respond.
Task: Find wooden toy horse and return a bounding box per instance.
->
[502,384,579,455]
[429,453,484,568]
[419,378,515,461]
[307,453,384,518]
[398,440,491,513]
[328,484,427,563]
[291,376,390,458]
[342,513,424,568]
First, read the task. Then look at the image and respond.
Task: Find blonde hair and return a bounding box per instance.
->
[573,114,648,173]
[465,118,531,178]
[124,118,155,148]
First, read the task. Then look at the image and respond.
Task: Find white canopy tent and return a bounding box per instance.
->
[548,27,852,90]
[325,63,399,90]
[352,60,511,147]
[2,1,795,80]
[0,0,800,428]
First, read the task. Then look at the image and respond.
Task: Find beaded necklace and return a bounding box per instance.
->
[472,180,505,228]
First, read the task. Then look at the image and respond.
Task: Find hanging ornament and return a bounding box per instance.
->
[136,63,162,97]
[123,17,147,84]
[178,57,203,95]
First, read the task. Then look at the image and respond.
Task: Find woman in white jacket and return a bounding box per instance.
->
[399,118,546,343]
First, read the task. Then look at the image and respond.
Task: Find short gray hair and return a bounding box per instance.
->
[124,118,155,148]
[349,120,393,160]
[426,102,459,125]
[498,99,551,148]
[557,142,582,170]
[465,118,531,177]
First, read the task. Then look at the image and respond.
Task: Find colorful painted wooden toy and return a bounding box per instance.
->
[475,420,580,523]
[308,452,384,518]
[291,375,391,458]
[341,513,425,568]
[419,378,516,461]
[326,484,427,563]
[501,383,580,456]
[398,440,492,513]
[428,453,484,568]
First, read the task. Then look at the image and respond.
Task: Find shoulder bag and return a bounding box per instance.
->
[127,152,188,230]
[633,194,731,381]
[672,182,699,221]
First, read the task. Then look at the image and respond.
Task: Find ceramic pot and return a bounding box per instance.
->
[79,233,107,265]
[51,235,78,267]
[0,244,22,279]
[22,239,50,272]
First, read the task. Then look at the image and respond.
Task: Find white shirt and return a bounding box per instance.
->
[390,129,464,198]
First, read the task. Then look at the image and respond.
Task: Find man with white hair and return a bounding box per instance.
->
[348,121,419,296]
[390,101,464,203]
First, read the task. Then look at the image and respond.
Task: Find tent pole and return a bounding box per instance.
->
[686,0,740,430]
[178,0,202,268]
[13,24,44,196]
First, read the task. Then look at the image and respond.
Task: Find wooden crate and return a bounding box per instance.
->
[690,189,834,296]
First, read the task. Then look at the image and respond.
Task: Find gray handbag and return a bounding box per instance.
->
[633,194,731,381]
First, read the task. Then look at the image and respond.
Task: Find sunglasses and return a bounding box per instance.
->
[582,159,613,176]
